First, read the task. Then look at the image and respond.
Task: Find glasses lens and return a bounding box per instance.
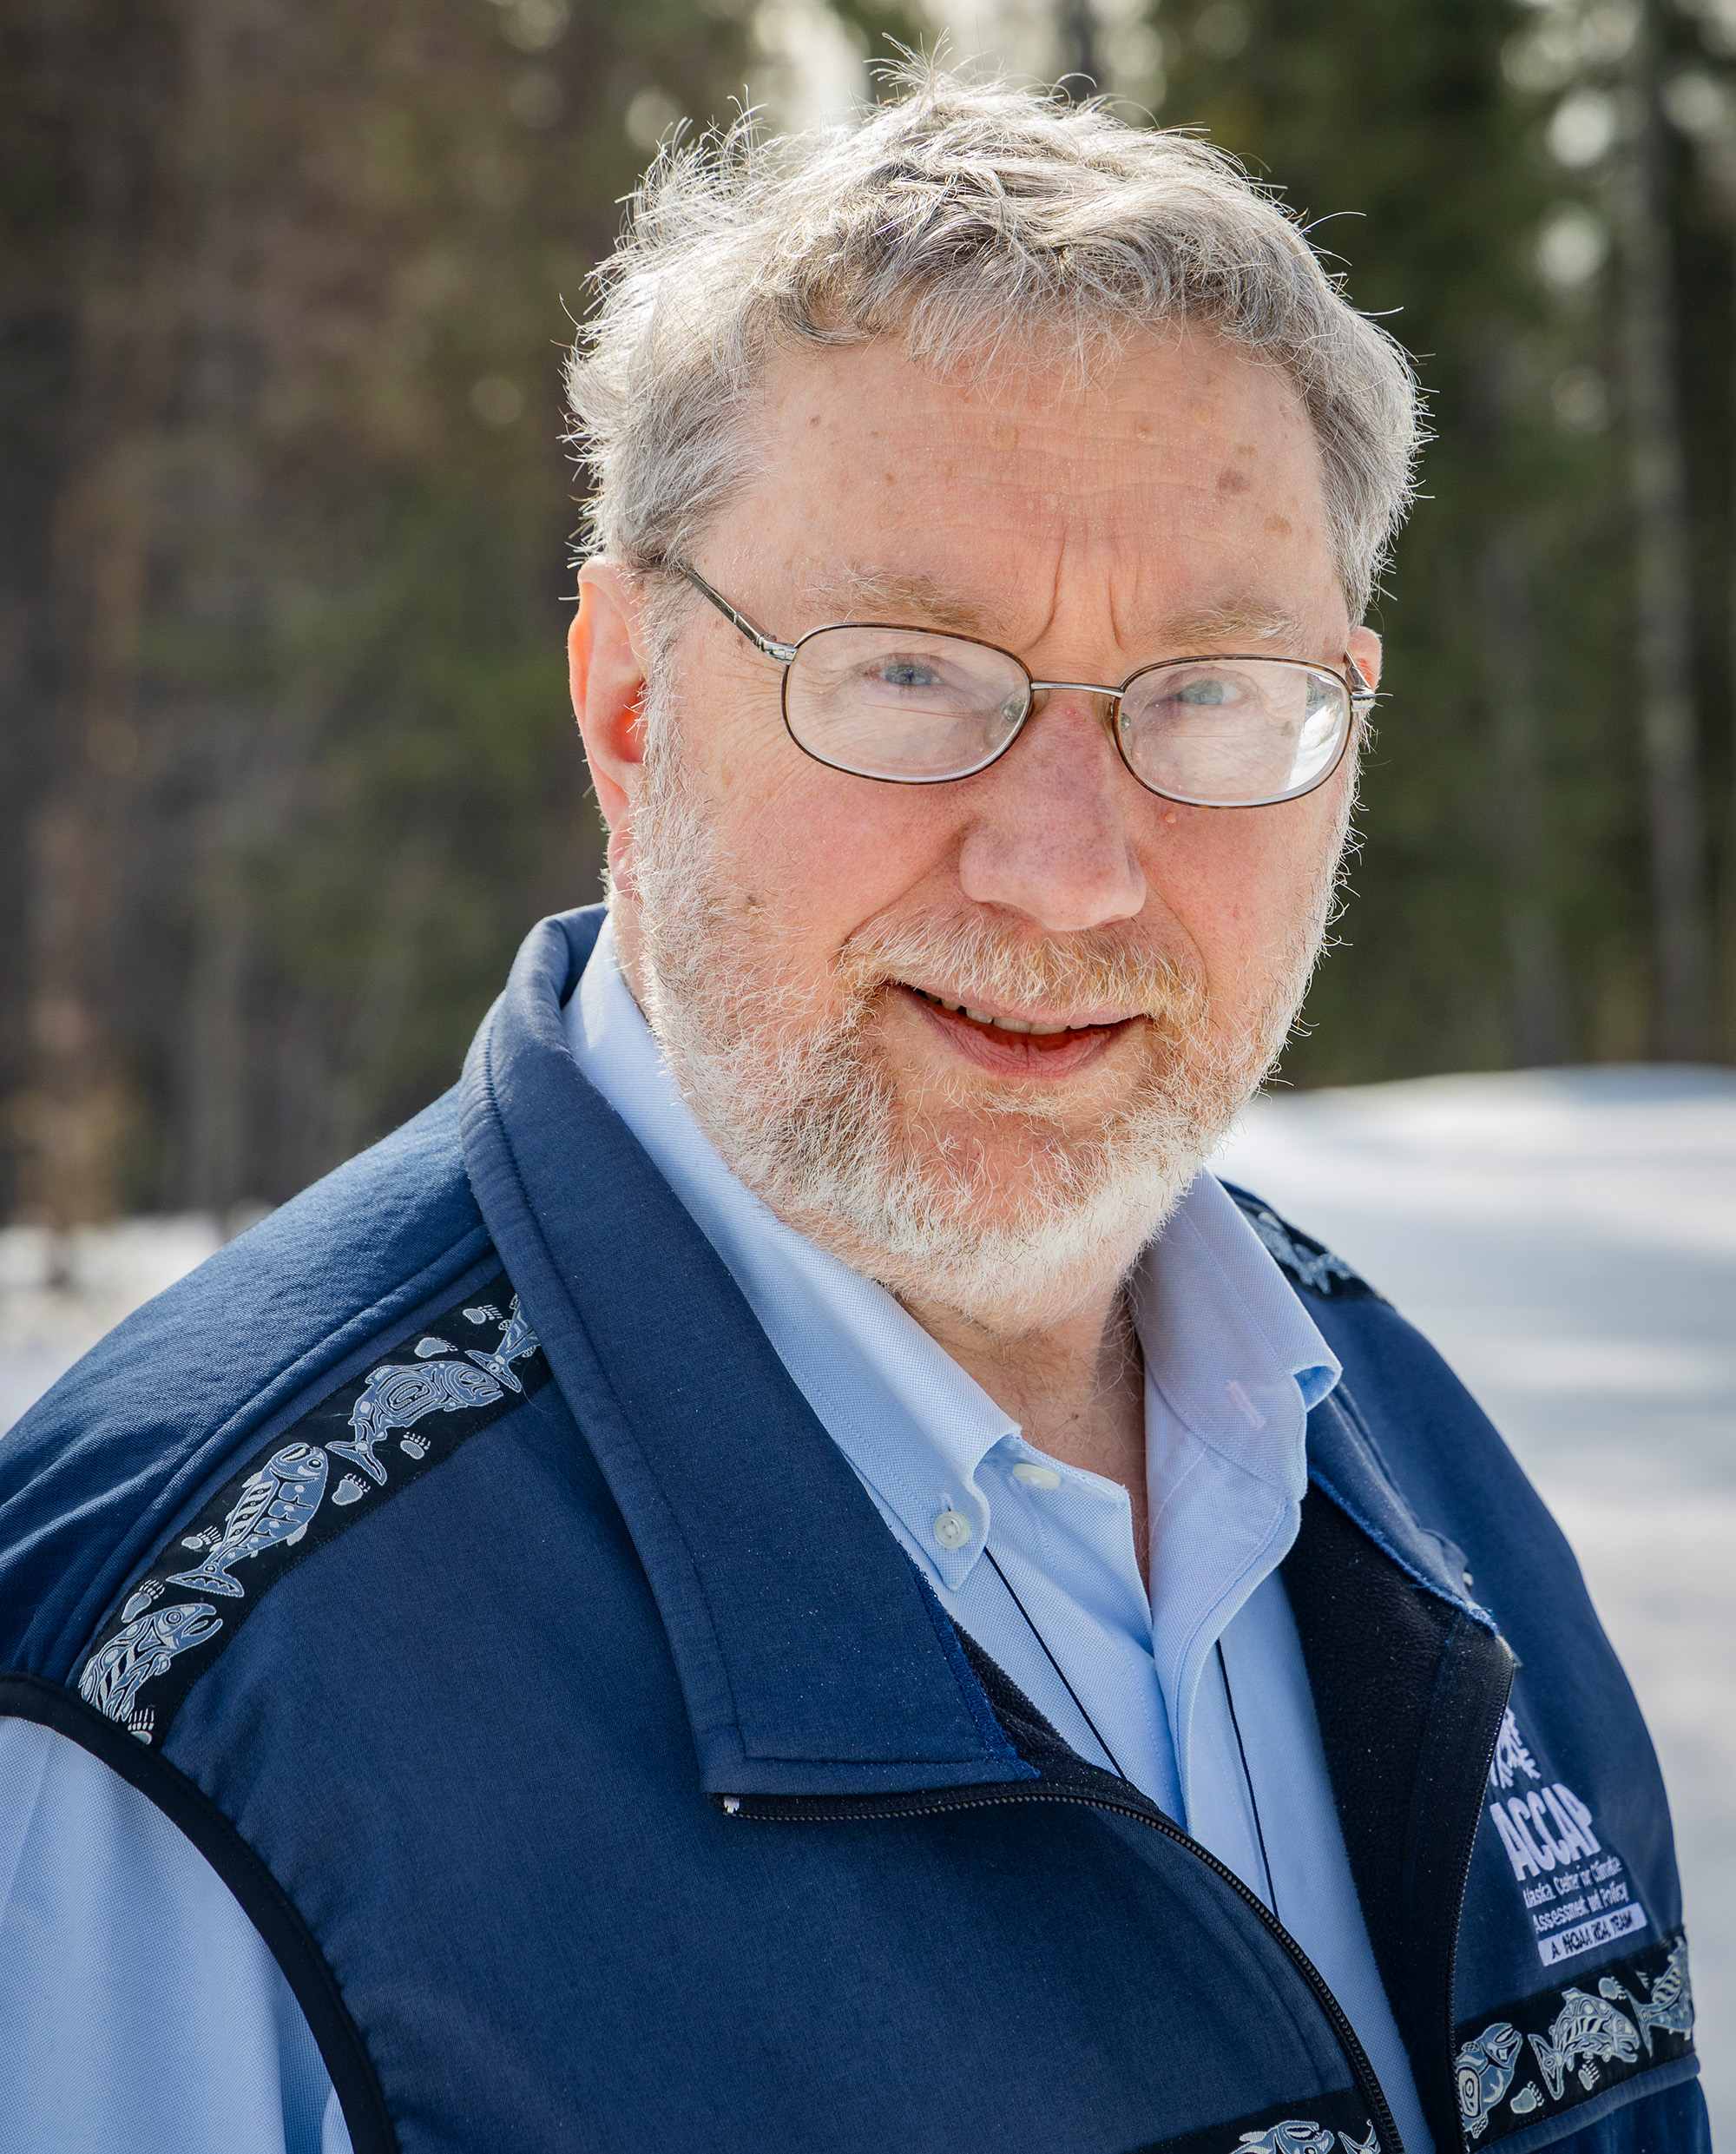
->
[784,627,1029,782]
[1117,659,1351,807]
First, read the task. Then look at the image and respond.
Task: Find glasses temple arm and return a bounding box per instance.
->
[671,563,797,664]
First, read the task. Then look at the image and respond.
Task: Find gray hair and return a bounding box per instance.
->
[565,64,1421,620]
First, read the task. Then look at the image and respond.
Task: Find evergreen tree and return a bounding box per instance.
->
[1159,0,1733,1077]
[1,0,766,1221]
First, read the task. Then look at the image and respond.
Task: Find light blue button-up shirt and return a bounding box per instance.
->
[0,919,1430,2153]
[566,923,1430,2150]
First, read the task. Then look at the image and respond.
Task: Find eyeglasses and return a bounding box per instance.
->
[671,563,1376,810]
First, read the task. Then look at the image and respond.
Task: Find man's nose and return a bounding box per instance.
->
[955,689,1148,932]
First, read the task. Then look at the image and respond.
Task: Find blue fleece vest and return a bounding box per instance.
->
[0,909,1707,2154]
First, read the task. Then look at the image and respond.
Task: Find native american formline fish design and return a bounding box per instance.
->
[1456,2021,1522,2140]
[1528,1988,1641,2102]
[331,1360,499,1487]
[463,1294,539,1393]
[1600,1935,1694,2055]
[78,1601,224,1738]
[327,1297,542,1494]
[76,1290,542,1733]
[1231,2123,1379,2154]
[164,1443,329,1598]
[1243,1209,1364,1296]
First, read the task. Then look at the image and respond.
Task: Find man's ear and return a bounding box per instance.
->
[570,561,653,887]
[1347,624,1382,692]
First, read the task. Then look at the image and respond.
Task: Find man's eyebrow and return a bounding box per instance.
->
[804,567,998,636]
[1153,600,1310,651]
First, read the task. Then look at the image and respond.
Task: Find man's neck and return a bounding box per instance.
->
[899,1284,1150,1591]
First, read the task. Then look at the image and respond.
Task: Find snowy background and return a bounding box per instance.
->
[3,1065,1730,2134]
[1215,1067,1735,2137]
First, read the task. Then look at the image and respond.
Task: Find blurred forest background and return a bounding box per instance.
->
[6,0,1736,1228]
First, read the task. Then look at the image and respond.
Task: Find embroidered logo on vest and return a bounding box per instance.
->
[1483,1705,1647,1966]
[76,1273,549,1747]
[1453,1928,1694,2144]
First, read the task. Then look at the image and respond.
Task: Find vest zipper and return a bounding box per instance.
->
[715,1779,1404,2154]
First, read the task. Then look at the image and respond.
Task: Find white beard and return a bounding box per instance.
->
[625,715,1342,1334]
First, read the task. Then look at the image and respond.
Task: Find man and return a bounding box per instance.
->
[0,69,1705,2154]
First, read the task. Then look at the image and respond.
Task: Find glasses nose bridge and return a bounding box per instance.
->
[1024,677,1124,729]
[1020,680,1126,770]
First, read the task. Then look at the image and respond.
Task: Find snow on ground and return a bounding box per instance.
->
[1214,1065,1736,2135]
[0,1214,224,1432]
[2,1066,1730,2129]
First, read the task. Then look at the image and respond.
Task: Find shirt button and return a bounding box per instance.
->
[1012,1463,1062,1489]
[931,1509,973,1550]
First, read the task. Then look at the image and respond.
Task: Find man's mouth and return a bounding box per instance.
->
[897,983,1138,1062]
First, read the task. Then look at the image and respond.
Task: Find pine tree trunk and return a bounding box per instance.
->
[1480,527,1570,1064]
[10,0,194,1228]
[1615,0,1709,1059]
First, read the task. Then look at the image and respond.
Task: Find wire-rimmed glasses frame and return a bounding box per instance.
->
[669,562,1378,811]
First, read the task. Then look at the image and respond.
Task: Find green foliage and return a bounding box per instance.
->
[11,0,1735,1221]
[1159,0,1730,1077]
[3,0,768,1212]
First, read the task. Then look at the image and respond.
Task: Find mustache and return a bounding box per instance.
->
[838,907,1207,1031]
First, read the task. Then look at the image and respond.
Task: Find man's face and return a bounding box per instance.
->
[580,327,1378,1331]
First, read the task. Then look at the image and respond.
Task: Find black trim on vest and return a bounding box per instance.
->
[1124,2085,1385,2154]
[1451,1927,1696,2146]
[70,1270,550,1752]
[1220,1182,1387,1302]
[1285,1487,1517,2153]
[0,1671,398,2154]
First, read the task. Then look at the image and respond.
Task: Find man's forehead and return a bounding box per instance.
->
[797,562,1309,653]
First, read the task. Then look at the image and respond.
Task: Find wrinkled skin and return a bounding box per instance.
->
[570,328,1380,1575]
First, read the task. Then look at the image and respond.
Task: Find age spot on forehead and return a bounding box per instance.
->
[1216,467,1252,495]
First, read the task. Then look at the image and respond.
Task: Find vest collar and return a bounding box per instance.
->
[459,907,1487,1795]
[1305,1385,1489,1622]
[458,907,1030,1798]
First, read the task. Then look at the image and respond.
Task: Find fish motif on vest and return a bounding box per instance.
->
[1232,2120,1378,2154]
[331,1360,502,1491]
[328,1297,542,1497]
[1598,1934,1693,2056]
[77,1601,224,1739]
[1455,2021,1522,2140]
[1527,1988,1641,2101]
[462,1294,539,1393]
[1240,1207,1368,1297]
[70,1269,549,1750]
[164,1444,329,1597]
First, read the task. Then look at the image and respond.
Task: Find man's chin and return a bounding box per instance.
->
[773,1131,1206,1334]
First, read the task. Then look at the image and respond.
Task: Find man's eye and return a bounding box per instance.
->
[1172,674,1243,708]
[877,659,944,689]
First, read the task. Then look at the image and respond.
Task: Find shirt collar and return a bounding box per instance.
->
[566,917,1339,1587]
[1135,1174,1341,1499]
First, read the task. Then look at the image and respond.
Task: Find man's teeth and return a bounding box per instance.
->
[913,987,1081,1036]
